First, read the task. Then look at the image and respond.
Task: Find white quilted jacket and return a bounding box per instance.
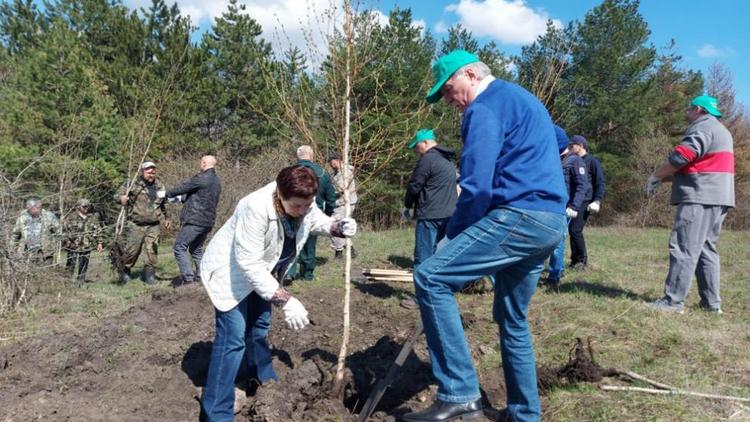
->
[200,182,333,311]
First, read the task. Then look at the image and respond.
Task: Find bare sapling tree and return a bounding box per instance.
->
[259,0,434,398]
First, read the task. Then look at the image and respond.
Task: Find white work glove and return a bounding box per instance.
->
[587,201,601,213]
[282,297,309,330]
[565,207,578,218]
[401,208,412,221]
[339,218,357,237]
[645,175,660,197]
[167,195,184,204]
[156,189,166,199]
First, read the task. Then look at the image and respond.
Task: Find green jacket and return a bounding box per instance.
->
[63,212,106,252]
[297,159,336,216]
[117,176,169,225]
[12,209,61,256]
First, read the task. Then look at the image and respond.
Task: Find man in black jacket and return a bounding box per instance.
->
[404,129,458,268]
[568,135,606,270]
[167,155,222,285]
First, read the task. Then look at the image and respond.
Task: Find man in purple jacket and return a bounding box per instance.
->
[402,50,568,422]
[646,95,734,314]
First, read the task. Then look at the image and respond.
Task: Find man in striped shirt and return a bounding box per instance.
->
[646,95,734,314]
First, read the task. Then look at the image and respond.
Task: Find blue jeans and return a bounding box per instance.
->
[414,207,565,421]
[201,292,278,421]
[548,217,571,282]
[414,218,450,268]
[173,224,211,280]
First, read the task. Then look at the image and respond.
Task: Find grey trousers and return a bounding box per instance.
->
[664,203,728,308]
[173,224,211,280]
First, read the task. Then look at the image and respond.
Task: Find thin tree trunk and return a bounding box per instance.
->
[331,0,353,399]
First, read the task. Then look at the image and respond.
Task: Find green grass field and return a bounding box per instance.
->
[2,225,748,421]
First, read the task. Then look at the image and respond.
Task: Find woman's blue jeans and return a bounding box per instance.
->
[201,292,278,421]
[414,207,566,422]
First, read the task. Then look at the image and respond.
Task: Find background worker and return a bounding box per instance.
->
[12,198,60,265]
[568,135,606,270]
[167,155,221,285]
[63,198,104,284]
[403,128,458,269]
[288,145,336,281]
[327,154,358,258]
[646,95,734,314]
[116,161,171,285]
[547,132,590,287]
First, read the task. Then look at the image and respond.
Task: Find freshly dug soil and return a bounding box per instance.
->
[0,277,507,421]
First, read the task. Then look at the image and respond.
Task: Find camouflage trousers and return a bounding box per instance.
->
[119,222,161,271]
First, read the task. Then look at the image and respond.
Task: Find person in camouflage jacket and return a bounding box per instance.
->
[12,198,61,264]
[63,198,105,283]
[115,161,171,284]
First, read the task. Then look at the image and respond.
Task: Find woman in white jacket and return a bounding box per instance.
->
[199,165,356,421]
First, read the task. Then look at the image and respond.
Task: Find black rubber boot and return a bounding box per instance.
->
[142,268,156,285]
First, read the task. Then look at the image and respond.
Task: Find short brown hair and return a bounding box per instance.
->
[276,165,318,199]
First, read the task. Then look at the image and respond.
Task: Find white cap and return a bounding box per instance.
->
[141,161,156,170]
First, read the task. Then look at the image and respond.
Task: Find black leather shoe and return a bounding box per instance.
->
[401,399,483,421]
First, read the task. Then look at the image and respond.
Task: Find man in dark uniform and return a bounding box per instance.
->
[568,135,606,270]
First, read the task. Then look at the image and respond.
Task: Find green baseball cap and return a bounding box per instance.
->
[425,50,479,104]
[691,95,722,117]
[408,129,435,149]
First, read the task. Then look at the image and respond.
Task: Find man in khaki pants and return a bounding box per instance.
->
[116,161,172,284]
[327,154,358,258]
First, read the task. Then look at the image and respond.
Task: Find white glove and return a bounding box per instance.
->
[167,195,183,204]
[339,218,357,237]
[565,208,578,218]
[645,175,660,197]
[156,189,166,199]
[587,201,600,213]
[401,208,412,221]
[282,297,309,330]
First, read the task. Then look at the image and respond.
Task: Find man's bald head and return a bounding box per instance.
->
[297,145,314,160]
[201,155,217,171]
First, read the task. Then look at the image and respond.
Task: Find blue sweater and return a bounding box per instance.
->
[447,79,568,239]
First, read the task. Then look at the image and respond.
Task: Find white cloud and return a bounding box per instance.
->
[445,0,560,45]
[123,0,418,65]
[434,20,448,34]
[697,43,735,58]
[412,19,426,33]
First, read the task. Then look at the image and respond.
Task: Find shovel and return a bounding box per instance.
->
[356,319,424,421]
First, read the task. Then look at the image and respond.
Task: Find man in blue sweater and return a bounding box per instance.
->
[402,50,568,422]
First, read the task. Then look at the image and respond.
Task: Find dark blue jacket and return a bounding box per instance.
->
[447,79,568,239]
[582,153,605,202]
[562,154,590,212]
[404,144,458,220]
[167,168,221,228]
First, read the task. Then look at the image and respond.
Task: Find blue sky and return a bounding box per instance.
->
[123,0,748,108]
